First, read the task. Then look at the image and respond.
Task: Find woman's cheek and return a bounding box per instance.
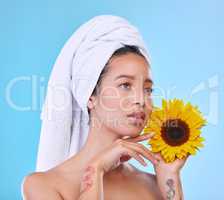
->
[100,97,119,112]
[119,94,133,112]
[99,88,120,112]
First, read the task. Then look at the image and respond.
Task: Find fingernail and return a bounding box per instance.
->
[145,134,153,137]
[154,159,159,165]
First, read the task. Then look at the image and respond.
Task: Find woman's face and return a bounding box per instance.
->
[88,53,153,137]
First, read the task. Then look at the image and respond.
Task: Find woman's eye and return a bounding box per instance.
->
[144,87,154,94]
[119,82,131,89]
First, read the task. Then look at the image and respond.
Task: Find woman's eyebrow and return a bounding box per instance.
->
[114,74,153,85]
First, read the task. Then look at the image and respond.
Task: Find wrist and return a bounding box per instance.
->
[87,160,105,176]
[155,168,180,177]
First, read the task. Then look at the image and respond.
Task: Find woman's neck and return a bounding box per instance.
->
[77,122,120,167]
[57,120,121,174]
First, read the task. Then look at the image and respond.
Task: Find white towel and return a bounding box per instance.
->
[36,15,151,172]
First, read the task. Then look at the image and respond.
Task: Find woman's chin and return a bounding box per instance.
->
[118,126,144,138]
[108,119,145,138]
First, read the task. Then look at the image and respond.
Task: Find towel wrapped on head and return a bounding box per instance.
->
[36,15,151,172]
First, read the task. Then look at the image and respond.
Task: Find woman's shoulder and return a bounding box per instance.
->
[22,172,63,200]
[22,172,49,189]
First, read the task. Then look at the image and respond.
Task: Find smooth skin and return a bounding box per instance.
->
[22,53,188,200]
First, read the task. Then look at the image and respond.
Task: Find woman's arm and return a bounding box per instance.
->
[78,134,157,200]
[152,153,188,200]
[156,170,184,200]
[78,162,104,200]
[79,135,157,200]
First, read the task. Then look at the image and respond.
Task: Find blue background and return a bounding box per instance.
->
[0,0,223,199]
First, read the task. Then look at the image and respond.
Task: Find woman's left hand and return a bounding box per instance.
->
[153,153,189,174]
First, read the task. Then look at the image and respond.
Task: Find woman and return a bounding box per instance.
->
[22,16,188,200]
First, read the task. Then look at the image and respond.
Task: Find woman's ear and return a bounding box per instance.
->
[87,96,97,110]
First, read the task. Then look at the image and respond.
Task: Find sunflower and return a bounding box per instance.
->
[142,98,207,163]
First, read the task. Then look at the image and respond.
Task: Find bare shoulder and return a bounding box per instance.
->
[22,172,63,200]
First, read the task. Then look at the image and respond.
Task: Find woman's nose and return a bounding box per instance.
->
[133,91,145,107]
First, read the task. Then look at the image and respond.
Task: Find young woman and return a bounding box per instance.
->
[22,16,188,200]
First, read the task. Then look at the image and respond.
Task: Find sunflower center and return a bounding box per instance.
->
[161,119,190,146]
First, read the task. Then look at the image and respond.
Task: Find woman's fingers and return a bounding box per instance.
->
[123,149,147,166]
[114,134,158,168]
[122,141,159,165]
[125,133,155,143]
[120,154,131,162]
[153,153,162,161]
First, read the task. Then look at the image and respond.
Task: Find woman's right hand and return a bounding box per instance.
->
[89,133,159,174]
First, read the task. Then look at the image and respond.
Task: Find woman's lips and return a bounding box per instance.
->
[127,112,146,120]
[127,116,144,125]
[126,111,146,126]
